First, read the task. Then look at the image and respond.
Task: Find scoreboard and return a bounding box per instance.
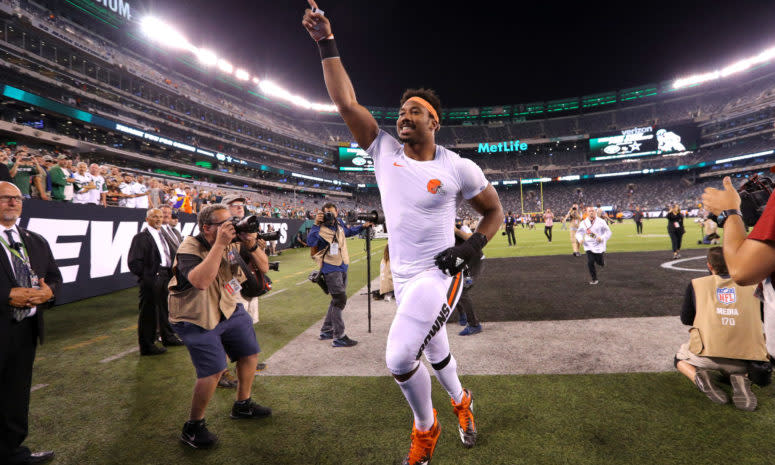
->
[337,144,374,171]
[588,124,698,162]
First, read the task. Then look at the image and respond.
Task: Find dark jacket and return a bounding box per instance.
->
[0,226,62,344]
[128,229,167,284]
[667,211,685,234]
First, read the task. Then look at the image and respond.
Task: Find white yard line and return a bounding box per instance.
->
[31,384,48,392]
[99,347,139,364]
[260,288,287,299]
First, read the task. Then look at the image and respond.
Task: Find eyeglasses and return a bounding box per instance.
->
[0,195,23,203]
[207,219,229,227]
[230,203,245,208]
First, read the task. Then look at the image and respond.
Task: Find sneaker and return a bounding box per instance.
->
[451,389,477,448]
[573,252,580,257]
[140,344,167,356]
[402,409,441,465]
[319,331,333,340]
[332,335,358,347]
[730,374,757,411]
[180,419,217,449]
[162,336,184,347]
[218,370,238,389]
[230,398,272,419]
[255,362,267,373]
[589,280,599,285]
[459,325,482,336]
[694,370,728,404]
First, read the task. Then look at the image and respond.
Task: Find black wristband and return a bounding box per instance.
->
[317,37,339,60]
[247,242,259,253]
[467,232,488,252]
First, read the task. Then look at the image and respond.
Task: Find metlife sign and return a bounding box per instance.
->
[477,140,529,154]
[18,201,305,304]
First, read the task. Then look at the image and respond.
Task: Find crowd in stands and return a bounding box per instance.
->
[0,142,351,219]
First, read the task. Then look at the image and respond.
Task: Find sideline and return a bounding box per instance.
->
[660,255,708,272]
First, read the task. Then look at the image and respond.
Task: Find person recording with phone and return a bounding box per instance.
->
[307,203,371,348]
[702,175,775,358]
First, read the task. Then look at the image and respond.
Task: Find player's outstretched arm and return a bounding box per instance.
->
[302,1,379,149]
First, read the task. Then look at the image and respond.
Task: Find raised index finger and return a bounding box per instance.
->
[307,0,319,11]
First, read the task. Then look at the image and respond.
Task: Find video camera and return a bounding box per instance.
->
[738,174,774,227]
[709,174,774,228]
[230,215,282,242]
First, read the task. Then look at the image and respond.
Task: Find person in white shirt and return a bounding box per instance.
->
[576,207,612,285]
[118,173,136,208]
[133,175,149,209]
[303,4,504,461]
[71,162,96,204]
[88,163,107,206]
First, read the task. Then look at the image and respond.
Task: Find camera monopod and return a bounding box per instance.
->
[352,210,385,333]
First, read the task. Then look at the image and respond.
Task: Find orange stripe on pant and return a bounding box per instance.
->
[446,272,462,307]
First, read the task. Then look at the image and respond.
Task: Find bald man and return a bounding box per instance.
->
[128,209,183,355]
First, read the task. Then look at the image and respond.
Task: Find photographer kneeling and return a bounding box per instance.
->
[702,176,775,355]
[168,204,271,449]
[308,203,371,347]
[675,247,768,411]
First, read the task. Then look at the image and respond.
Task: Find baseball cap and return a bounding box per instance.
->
[42,155,54,161]
[56,154,68,160]
[222,194,246,205]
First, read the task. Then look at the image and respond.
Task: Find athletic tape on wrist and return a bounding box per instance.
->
[318,37,339,60]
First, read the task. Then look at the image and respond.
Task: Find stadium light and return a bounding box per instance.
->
[140,14,338,113]
[673,45,775,89]
[140,17,195,53]
[196,48,218,67]
[217,59,234,74]
[259,80,337,112]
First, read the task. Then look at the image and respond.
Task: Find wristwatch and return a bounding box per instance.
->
[716,209,742,228]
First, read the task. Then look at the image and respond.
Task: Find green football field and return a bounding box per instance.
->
[26,219,775,464]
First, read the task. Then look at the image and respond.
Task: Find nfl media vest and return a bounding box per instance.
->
[688,274,768,361]
[168,236,248,331]
[313,224,349,268]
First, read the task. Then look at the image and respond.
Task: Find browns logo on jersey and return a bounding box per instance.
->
[427,179,444,195]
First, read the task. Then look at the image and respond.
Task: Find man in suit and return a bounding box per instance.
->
[128,208,183,355]
[160,205,182,252]
[0,181,62,465]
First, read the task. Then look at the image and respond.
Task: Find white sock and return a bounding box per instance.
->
[396,362,435,431]
[432,355,464,404]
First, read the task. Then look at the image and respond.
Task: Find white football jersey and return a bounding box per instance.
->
[367,130,489,282]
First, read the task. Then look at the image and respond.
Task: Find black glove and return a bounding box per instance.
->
[434,232,487,276]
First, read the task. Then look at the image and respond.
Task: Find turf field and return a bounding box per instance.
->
[26,219,775,465]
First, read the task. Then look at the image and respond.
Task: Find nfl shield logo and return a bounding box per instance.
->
[717,288,736,305]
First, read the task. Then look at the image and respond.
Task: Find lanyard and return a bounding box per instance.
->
[0,233,30,265]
